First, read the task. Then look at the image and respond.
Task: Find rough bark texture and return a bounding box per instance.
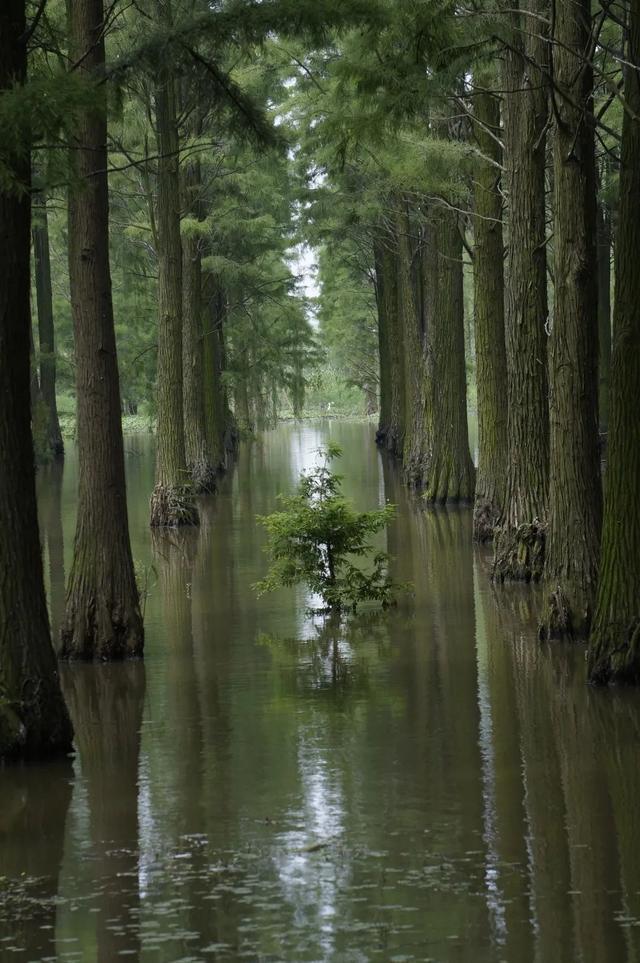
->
[150,3,198,527]
[493,0,550,581]
[32,193,64,458]
[424,205,475,504]
[182,161,216,493]
[541,0,602,639]
[597,199,612,433]
[61,0,144,660]
[588,0,640,683]
[0,0,73,757]
[472,91,507,540]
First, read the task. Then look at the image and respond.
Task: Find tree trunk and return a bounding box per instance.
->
[380,231,404,457]
[182,161,216,493]
[373,236,392,447]
[397,205,428,486]
[493,0,550,581]
[423,205,475,503]
[597,199,612,433]
[540,0,602,639]
[61,0,144,660]
[588,0,640,683]
[472,90,508,539]
[32,192,63,458]
[0,0,73,757]
[202,271,228,472]
[150,0,198,527]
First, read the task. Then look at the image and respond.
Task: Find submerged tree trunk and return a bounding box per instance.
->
[32,192,63,458]
[182,161,216,493]
[588,0,640,683]
[61,0,144,660]
[150,1,198,527]
[540,0,602,639]
[0,0,73,757]
[597,199,612,433]
[472,91,507,539]
[424,205,475,503]
[493,0,549,581]
[378,229,404,457]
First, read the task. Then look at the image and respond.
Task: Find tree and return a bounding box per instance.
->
[60,0,144,659]
[471,88,507,540]
[149,0,199,527]
[0,0,73,757]
[492,0,550,582]
[588,0,640,683]
[257,444,400,612]
[540,0,602,639]
[32,190,64,459]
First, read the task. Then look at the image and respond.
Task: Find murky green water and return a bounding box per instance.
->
[2,419,640,962]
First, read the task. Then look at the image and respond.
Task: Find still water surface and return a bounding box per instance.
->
[2,419,640,963]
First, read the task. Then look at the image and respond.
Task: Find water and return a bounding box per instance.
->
[2,419,640,963]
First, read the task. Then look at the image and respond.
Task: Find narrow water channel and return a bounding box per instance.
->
[1,419,639,962]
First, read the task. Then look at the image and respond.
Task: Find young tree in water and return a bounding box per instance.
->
[541,0,601,638]
[60,0,144,659]
[588,0,640,683]
[0,0,73,757]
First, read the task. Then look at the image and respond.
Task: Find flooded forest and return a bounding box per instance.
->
[1,0,640,960]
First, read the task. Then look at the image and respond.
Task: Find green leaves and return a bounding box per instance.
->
[256,445,402,612]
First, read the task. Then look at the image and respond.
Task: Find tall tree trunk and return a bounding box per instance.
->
[150,0,198,527]
[61,0,144,660]
[588,0,640,683]
[597,199,612,433]
[32,192,63,458]
[0,0,73,757]
[540,0,602,638]
[373,236,392,447]
[493,0,550,581]
[397,204,428,486]
[378,229,404,457]
[472,90,508,540]
[423,205,475,503]
[202,272,228,472]
[182,160,216,493]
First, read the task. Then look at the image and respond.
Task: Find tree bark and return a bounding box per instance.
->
[61,0,144,660]
[540,0,602,639]
[423,205,475,503]
[0,0,73,757]
[472,91,507,539]
[379,229,404,457]
[182,160,216,493]
[373,236,392,448]
[202,271,229,471]
[588,0,640,683]
[493,0,550,581]
[150,0,198,527]
[597,199,612,433]
[32,192,64,458]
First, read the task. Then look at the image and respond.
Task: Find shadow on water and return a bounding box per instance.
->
[3,419,640,962]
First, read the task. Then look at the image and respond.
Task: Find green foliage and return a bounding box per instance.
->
[256,444,400,611]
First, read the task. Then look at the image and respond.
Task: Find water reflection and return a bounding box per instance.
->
[1,419,639,961]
